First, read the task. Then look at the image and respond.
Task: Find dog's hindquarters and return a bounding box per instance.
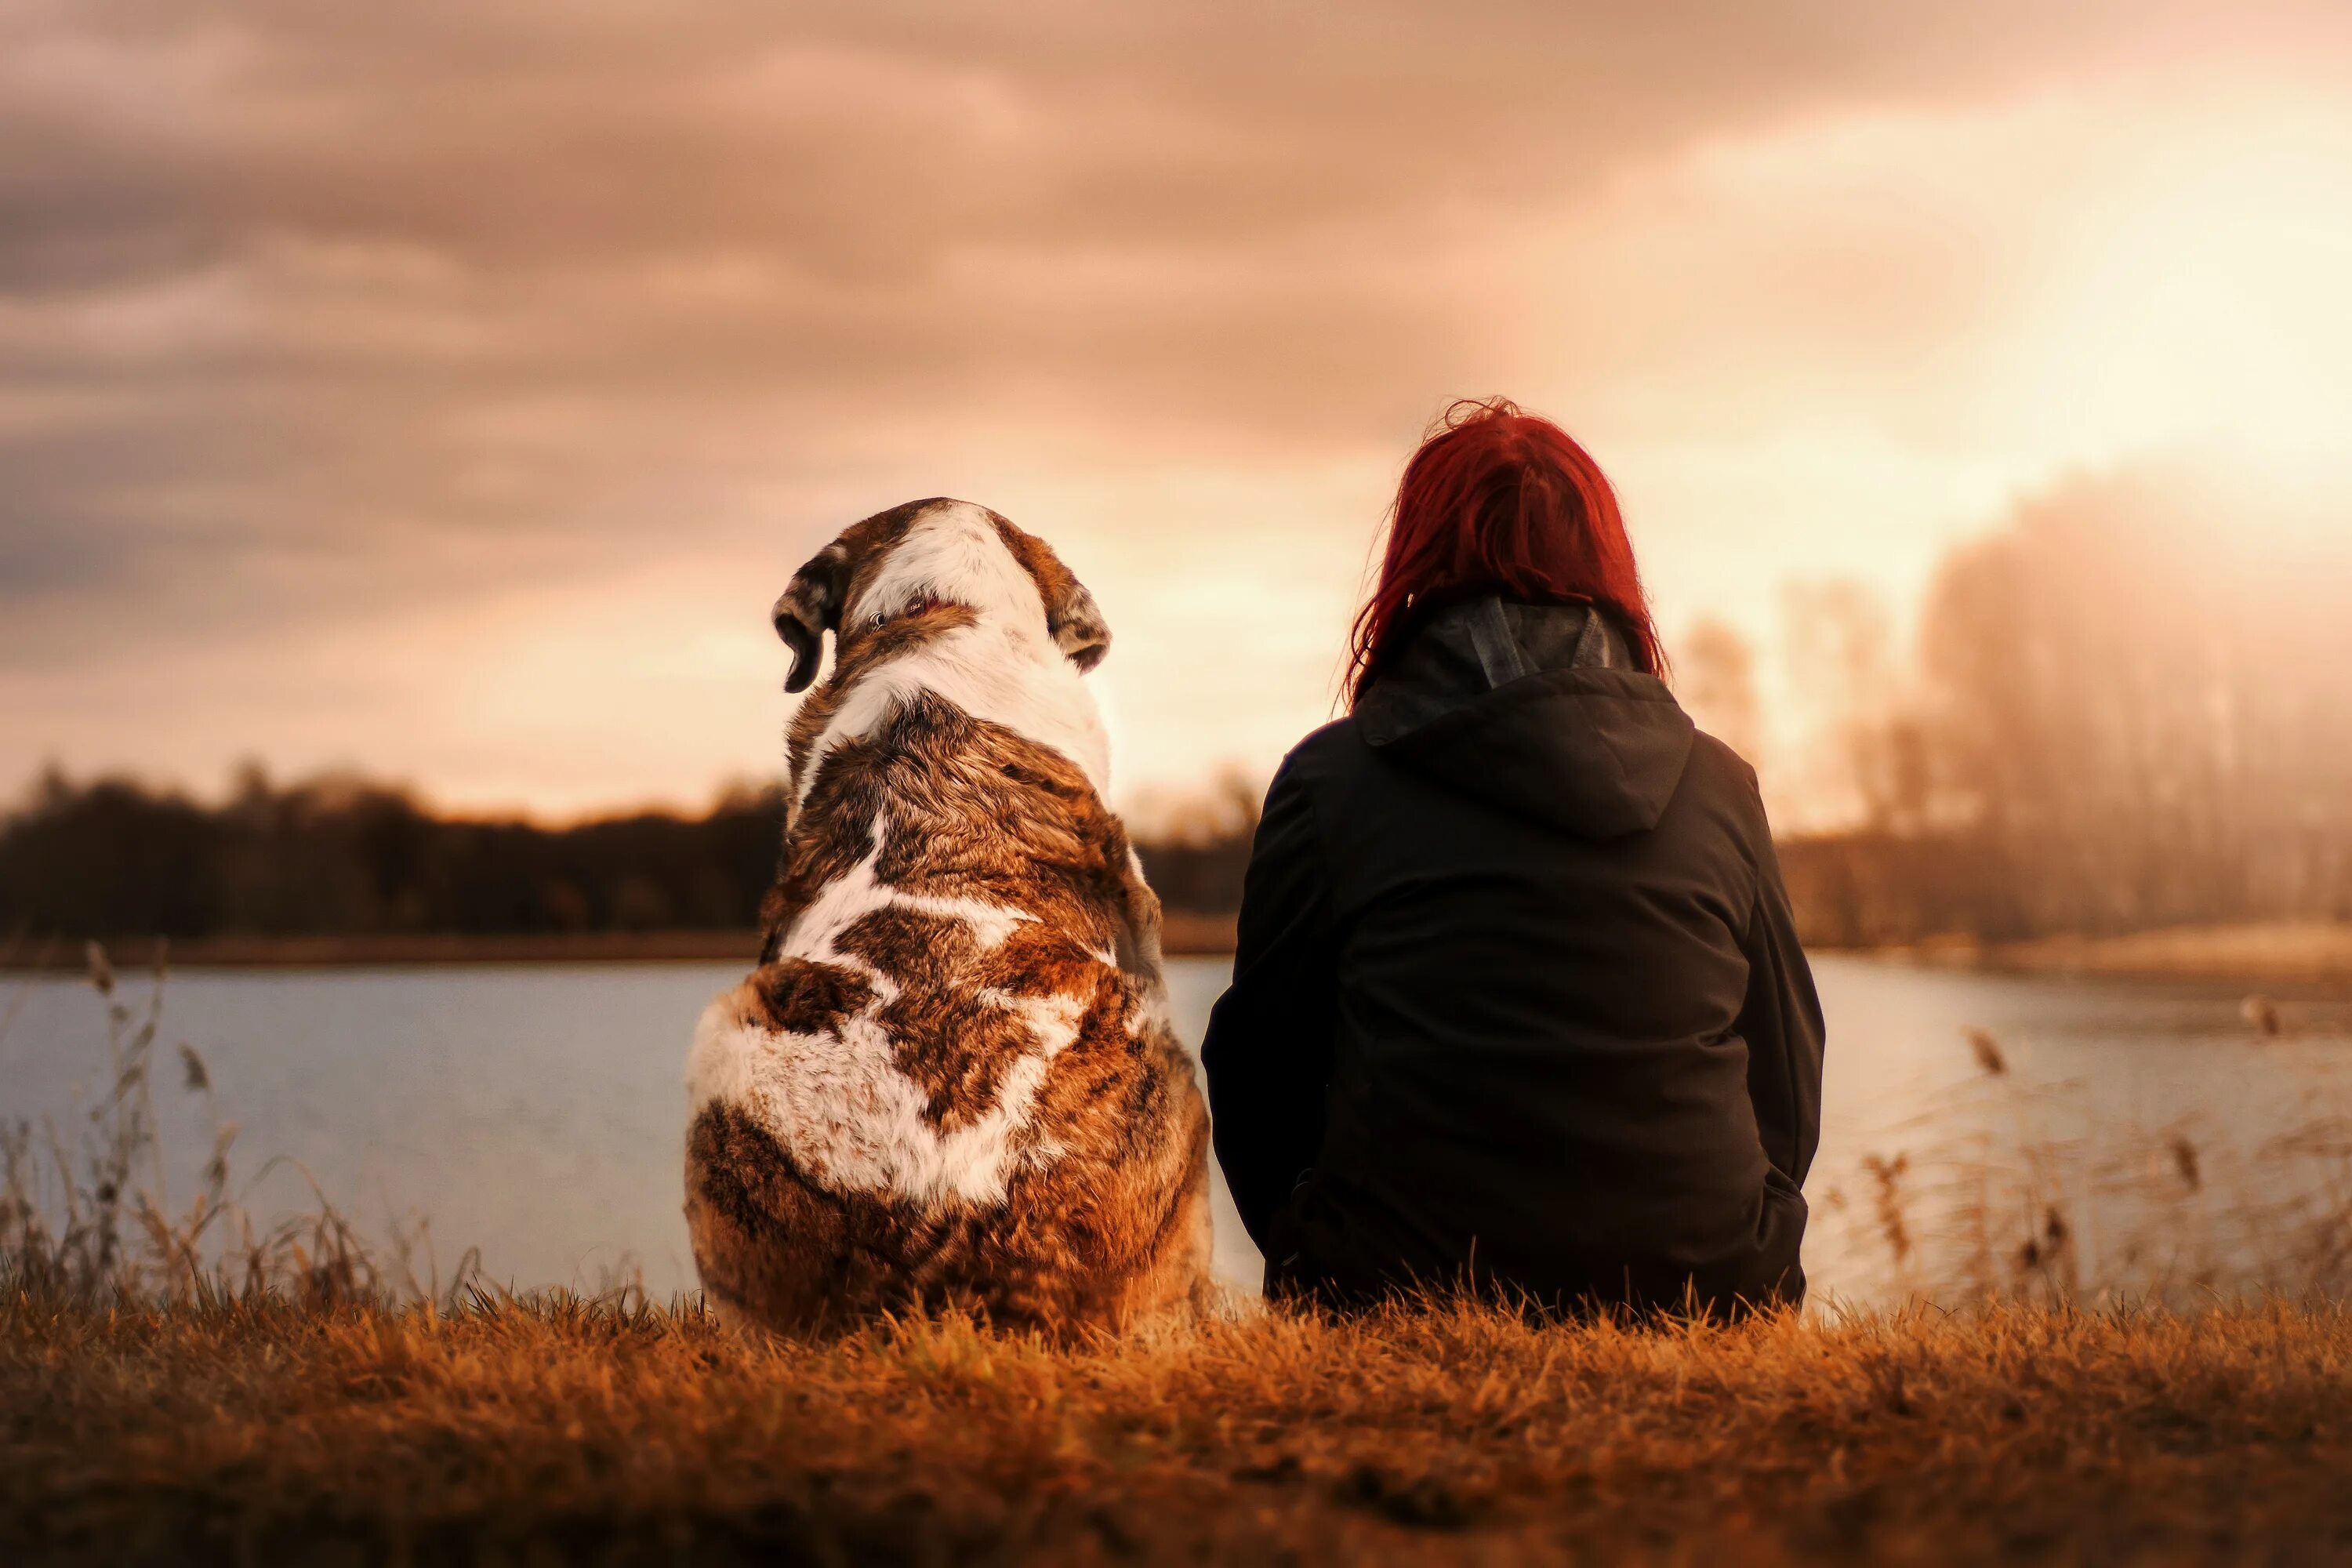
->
[685,953,1210,1337]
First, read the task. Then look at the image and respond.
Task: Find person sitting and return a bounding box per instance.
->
[1201,397,1824,1317]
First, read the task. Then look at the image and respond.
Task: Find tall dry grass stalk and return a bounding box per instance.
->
[0,943,482,1310]
[1813,1017,2352,1309]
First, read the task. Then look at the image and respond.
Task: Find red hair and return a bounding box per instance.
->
[1346,397,1664,705]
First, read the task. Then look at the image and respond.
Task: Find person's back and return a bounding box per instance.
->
[1200,399,1824,1316]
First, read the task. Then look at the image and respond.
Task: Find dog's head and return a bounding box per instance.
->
[771,499,1109,695]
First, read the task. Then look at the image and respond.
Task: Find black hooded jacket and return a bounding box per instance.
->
[1200,597,1824,1314]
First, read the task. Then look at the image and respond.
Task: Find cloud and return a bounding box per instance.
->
[2,0,2348,810]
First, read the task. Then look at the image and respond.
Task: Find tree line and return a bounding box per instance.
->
[7,460,2343,949]
[0,766,1258,943]
[1715,461,2352,946]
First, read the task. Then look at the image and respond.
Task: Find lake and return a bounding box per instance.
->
[5,956,2350,1306]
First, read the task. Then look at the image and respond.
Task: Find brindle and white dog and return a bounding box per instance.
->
[684,498,1212,1336]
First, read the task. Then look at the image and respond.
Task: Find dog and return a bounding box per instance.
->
[684,498,1212,1336]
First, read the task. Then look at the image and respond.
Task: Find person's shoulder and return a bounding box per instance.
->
[1283,717,1359,771]
[1261,717,1363,808]
[1682,730,1774,841]
[1686,730,1762,797]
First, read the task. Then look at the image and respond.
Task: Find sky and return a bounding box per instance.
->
[3,1,2349,826]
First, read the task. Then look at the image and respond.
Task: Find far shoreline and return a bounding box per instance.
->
[0,912,1247,972]
[8,919,2352,993]
[1858,920,2352,994]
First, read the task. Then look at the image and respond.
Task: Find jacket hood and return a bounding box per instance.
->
[1353,596,1695,837]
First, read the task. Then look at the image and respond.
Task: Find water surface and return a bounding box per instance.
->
[5,956,2347,1304]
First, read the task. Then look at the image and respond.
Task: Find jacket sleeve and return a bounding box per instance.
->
[1200,755,1341,1254]
[1736,828,1826,1188]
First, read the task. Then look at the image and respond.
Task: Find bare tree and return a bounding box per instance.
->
[1676,618,1766,777]
[1781,579,1929,833]
[1916,464,2352,935]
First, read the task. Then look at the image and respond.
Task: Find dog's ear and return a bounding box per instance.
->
[1048,579,1110,672]
[772,543,851,694]
[991,516,1111,672]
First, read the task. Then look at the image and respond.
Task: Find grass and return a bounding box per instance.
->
[0,943,476,1311]
[9,944,2352,1563]
[6,1286,2352,1565]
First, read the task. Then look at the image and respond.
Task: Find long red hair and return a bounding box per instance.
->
[1346,397,1664,705]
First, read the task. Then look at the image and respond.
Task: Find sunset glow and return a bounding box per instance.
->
[3,2,2347,825]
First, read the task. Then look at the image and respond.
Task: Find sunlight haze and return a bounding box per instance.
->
[2,1,2347,826]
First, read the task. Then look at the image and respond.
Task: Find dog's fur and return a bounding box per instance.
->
[684,499,1211,1337]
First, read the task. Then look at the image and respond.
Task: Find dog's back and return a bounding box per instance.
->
[685,500,1210,1335]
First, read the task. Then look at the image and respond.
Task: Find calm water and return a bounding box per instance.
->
[5,956,2350,1305]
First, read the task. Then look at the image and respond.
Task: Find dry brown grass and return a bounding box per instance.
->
[5,1287,2352,1566]
[11,947,2352,1563]
[0,945,479,1311]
